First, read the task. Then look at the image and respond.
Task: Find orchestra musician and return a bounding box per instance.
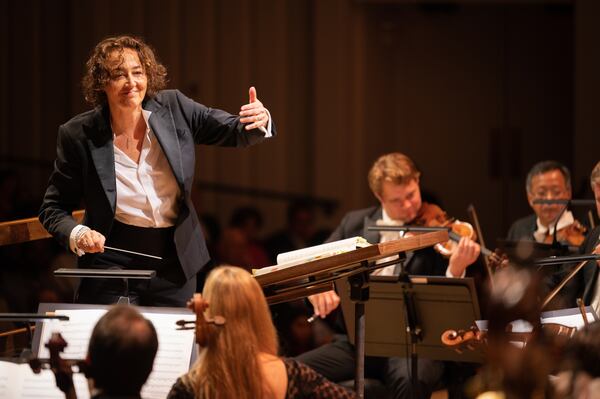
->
[507,160,586,246]
[86,305,158,399]
[38,35,274,306]
[560,161,600,311]
[167,266,358,399]
[297,153,482,399]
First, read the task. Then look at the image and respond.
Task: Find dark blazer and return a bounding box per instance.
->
[507,214,537,242]
[328,206,448,276]
[39,89,274,280]
[562,226,600,306]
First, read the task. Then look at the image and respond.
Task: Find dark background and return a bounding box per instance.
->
[1,0,598,247]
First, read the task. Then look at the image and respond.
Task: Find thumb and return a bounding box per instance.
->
[249,86,257,103]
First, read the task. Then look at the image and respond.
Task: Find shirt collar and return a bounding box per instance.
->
[534,210,575,242]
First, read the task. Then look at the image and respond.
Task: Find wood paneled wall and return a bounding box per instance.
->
[1,0,595,243]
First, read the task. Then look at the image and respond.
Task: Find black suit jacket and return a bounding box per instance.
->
[39,89,274,280]
[507,214,537,242]
[560,226,600,306]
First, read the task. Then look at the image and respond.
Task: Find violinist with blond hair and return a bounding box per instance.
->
[167,266,357,399]
[297,152,482,399]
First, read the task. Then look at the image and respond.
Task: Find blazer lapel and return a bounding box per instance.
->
[144,99,184,187]
[363,208,383,244]
[85,107,116,211]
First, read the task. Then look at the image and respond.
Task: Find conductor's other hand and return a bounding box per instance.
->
[239,86,269,131]
[308,290,340,318]
[76,230,106,253]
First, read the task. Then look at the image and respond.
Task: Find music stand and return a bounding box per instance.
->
[255,230,448,398]
[53,268,156,304]
[337,276,483,363]
[0,314,70,358]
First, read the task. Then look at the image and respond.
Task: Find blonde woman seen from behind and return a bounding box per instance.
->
[167,266,358,399]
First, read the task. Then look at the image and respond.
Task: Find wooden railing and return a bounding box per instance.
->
[0,210,84,246]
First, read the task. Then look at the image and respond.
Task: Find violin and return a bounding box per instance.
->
[29,332,87,399]
[413,202,501,261]
[542,219,587,247]
[441,322,577,353]
[176,293,225,347]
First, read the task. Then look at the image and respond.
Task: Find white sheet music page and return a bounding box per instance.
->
[38,309,105,359]
[0,360,89,399]
[140,312,195,399]
[36,307,195,399]
[254,236,370,276]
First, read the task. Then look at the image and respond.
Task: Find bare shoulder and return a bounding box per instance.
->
[260,353,288,399]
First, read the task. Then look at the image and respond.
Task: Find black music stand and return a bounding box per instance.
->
[337,276,483,363]
[256,231,448,398]
[54,268,156,304]
[336,275,482,399]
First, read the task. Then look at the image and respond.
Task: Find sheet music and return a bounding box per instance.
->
[140,312,195,399]
[475,307,596,333]
[276,236,369,264]
[254,237,370,277]
[37,307,195,399]
[38,309,106,358]
[0,361,89,399]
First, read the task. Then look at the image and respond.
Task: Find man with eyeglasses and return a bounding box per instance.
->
[507,160,586,246]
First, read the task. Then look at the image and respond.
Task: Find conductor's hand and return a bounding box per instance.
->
[239,86,269,131]
[76,230,105,253]
[448,237,481,277]
[308,290,340,318]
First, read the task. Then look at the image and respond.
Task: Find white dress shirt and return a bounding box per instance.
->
[371,208,462,278]
[112,110,180,228]
[70,109,272,255]
[533,210,576,243]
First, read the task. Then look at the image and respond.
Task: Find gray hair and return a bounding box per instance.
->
[525,160,571,193]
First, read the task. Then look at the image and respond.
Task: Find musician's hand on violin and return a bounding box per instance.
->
[488,249,509,271]
[308,290,340,318]
[447,237,480,277]
[76,229,105,253]
[594,243,600,267]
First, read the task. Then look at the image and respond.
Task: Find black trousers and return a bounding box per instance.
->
[75,221,196,307]
[296,334,445,399]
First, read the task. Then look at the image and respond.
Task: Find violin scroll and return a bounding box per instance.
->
[181,293,226,347]
[29,332,79,399]
[441,326,486,353]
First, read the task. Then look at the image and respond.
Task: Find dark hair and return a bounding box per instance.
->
[87,305,158,395]
[525,160,571,193]
[82,35,167,107]
[563,321,600,377]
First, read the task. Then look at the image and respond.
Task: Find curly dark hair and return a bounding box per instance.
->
[82,35,167,107]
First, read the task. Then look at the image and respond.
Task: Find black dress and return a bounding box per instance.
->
[167,358,358,399]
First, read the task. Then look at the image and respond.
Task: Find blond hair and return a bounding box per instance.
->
[183,266,278,399]
[367,153,421,196]
[591,161,600,188]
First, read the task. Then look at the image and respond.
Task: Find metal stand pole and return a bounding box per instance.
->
[349,264,370,399]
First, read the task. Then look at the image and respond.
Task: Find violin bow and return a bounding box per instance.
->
[576,298,590,327]
[467,204,495,289]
